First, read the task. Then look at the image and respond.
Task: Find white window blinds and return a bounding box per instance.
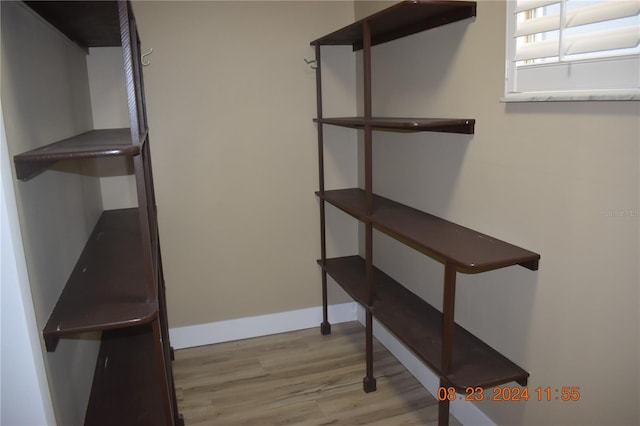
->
[505,0,640,101]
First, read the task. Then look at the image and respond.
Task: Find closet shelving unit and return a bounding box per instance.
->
[14,2,182,425]
[311,2,540,425]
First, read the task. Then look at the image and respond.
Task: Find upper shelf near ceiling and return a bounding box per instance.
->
[25,1,122,49]
[310,0,477,50]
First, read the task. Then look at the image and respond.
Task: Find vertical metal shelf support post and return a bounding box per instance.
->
[362,19,377,394]
[438,263,458,426]
[315,44,331,337]
[118,1,179,424]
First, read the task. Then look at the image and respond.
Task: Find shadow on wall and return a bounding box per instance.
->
[368,18,476,116]
[371,130,472,217]
[51,157,135,178]
[359,17,477,218]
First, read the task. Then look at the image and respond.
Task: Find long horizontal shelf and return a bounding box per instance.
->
[84,325,168,426]
[25,1,122,49]
[319,255,529,390]
[310,1,477,50]
[43,208,156,352]
[314,117,475,134]
[14,128,144,181]
[317,188,540,273]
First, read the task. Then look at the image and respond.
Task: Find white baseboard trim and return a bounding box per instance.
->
[169,302,357,350]
[356,305,495,426]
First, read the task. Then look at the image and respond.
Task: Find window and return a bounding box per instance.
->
[504,0,640,101]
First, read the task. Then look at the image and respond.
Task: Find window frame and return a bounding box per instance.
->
[503,0,640,102]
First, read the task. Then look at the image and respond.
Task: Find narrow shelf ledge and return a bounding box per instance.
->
[314,117,475,134]
[317,188,540,273]
[43,208,157,352]
[320,255,529,390]
[310,0,477,50]
[14,128,145,180]
[84,325,168,426]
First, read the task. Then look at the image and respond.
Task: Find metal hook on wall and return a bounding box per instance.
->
[304,58,317,70]
[141,48,153,66]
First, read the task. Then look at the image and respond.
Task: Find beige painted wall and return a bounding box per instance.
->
[1,3,103,425]
[354,1,639,425]
[132,1,358,327]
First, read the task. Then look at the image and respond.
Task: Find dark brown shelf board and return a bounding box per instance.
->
[84,325,168,426]
[318,258,368,305]
[43,208,157,352]
[321,255,529,390]
[314,117,475,134]
[317,188,540,273]
[25,1,122,50]
[14,128,144,181]
[310,1,477,50]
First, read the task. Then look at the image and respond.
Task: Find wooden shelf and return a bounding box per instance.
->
[314,117,475,134]
[43,208,157,352]
[310,0,477,50]
[319,255,529,390]
[84,325,168,426]
[14,128,144,181]
[317,188,540,273]
[25,1,122,49]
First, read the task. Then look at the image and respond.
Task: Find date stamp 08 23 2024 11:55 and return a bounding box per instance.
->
[437,386,581,402]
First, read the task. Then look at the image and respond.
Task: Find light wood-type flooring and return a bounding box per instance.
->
[173,321,461,425]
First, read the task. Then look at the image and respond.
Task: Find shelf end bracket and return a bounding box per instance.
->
[14,160,57,181]
[43,333,60,352]
[519,259,539,271]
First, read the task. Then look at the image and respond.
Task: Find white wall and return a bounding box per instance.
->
[1,3,103,424]
[1,107,55,426]
[354,1,639,425]
[86,46,138,210]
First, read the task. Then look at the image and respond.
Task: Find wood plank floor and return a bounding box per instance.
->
[173,321,461,425]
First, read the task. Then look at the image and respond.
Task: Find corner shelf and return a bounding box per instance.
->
[42,208,156,352]
[311,2,539,425]
[14,128,146,181]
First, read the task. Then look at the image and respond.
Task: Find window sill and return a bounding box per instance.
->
[501,89,640,103]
